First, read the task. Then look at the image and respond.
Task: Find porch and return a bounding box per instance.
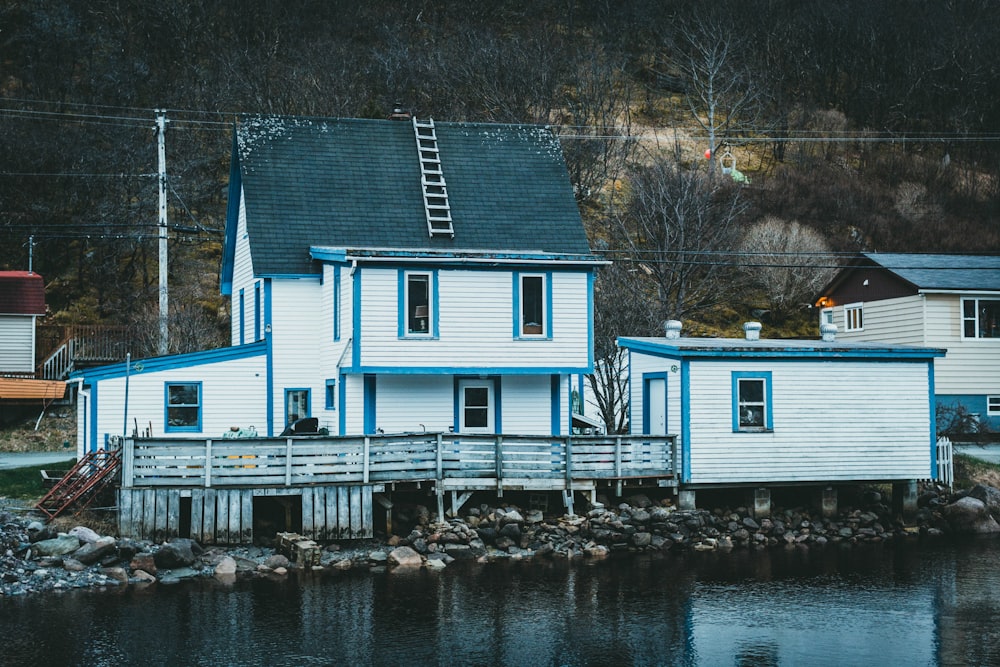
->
[117,432,677,544]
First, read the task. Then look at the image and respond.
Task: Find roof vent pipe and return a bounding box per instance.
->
[743,321,762,341]
[664,320,683,339]
[820,322,838,342]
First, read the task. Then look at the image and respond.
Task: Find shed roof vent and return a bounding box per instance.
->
[820,322,838,342]
[664,320,683,339]
[743,321,762,341]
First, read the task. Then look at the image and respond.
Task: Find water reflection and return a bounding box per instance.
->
[3,541,1000,665]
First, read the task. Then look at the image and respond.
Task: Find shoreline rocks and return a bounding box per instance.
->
[1,482,997,598]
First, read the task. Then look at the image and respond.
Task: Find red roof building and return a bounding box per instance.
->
[0,271,46,315]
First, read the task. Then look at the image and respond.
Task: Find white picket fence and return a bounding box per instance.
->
[936,436,954,489]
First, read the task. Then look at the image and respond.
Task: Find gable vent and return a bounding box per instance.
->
[412,117,454,238]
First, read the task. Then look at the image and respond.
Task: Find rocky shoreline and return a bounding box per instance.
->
[4,482,1000,598]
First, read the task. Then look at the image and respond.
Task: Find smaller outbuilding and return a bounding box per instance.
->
[618,320,946,517]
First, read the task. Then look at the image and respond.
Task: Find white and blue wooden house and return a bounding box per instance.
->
[74,115,603,454]
[619,320,945,513]
[816,253,1000,430]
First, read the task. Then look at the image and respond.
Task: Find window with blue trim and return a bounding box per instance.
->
[517,273,547,337]
[285,388,310,427]
[165,382,201,432]
[732,372,772,432]
[325,379,336,410]
[403,271,434,337]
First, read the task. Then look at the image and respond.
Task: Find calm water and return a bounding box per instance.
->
[2,540,1000,666]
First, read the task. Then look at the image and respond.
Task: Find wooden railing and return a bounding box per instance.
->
[37,325,131,379]
[121,432,677,490]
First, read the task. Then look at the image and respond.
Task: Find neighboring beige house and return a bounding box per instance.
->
[815,253,1000,430]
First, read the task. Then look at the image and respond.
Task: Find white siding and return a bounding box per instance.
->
[89,354,266,450]
[832,295,925,345]
[357,268,590,370]
[269,278,324,433]
[627,350,682,436]
[230,193,258,347]
[684,359,931,484]
[373,375,454,434]
[343,374,365,435]
[0,315,35,372]
[502,375,557,434]
[923,293,1000,395]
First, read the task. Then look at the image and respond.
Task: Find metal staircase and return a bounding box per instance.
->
[35,448,122,520]
[412,117,454,237]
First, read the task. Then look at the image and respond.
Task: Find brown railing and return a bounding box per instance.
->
[36,325,131,379]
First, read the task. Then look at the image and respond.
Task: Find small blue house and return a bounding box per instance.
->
[74,114,603,454]
[619,320,945,514]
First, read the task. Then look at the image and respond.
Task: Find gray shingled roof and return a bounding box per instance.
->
[618,336,945,359]
[863,253,1000,290]
[235,115,592,276]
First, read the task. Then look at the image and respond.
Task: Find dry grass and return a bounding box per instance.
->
[0,410,76,453]
[954,453,1000,490]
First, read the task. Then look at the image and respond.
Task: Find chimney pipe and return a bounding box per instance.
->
[820,322,838,342]
[743,321,762,341]
[664,320,683,339]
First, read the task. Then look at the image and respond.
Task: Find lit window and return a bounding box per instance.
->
[165,382,201,432]
[732,372,772,432]
[962,298,1000,339]
[400,270,436,337]
[844,303,863,332]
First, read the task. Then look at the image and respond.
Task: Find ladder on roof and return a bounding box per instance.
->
[412,117,454,238]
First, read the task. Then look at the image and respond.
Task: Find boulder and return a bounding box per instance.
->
[154,540,198,569]
[68,526,102,544]
[387,546,423,568]
[264,554,290,570]
[130,552,157,575]
[214,556,237,575]
[32,534,81,557]
[73,536,117,565]
[942,496,1000,535]
[968,484,1000,519]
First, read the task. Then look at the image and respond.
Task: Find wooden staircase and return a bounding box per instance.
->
[35,449,122,520]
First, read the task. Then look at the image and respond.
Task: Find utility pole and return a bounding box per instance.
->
[156,110,169,355]
[27,235,34,274]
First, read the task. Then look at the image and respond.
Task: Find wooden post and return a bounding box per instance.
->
[565,436,573,486]
[285,438,293,486]
[122,438,134,488]
[204,439,213,488]
[615,436,623,497]
[495,435,503,496]
[363,436,370,483]
[435,432,443,481]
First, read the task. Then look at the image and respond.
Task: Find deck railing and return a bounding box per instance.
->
[121,432,677,490]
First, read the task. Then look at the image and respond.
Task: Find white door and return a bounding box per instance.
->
[459,380,495,433]
[647,377,666,435]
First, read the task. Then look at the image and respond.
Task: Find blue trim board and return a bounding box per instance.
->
[333,265,341,342]
[642,372,669,434]
[618,337,946,361]
[551,374,561,436]
[71,341,267,382]
[239,289,245,345]
[265,279,274,437]
[345,365,593,375]
[730,371,774,432]
[88,383,98,454]
[680,359,691,482]
[254,282,261,341]
[338,371,346,436]
[363,375,376,434]
[929,364,936,479]
[587,270,595,370]
[511,273,519,339]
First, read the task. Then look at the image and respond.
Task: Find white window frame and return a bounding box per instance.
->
[458,379,495,433]
[988,396,1000,416]
[961,297,1000,339]
[844,302,864,332]
[516,272,548,338]
[820,308,834,325]
[402,270,435,338]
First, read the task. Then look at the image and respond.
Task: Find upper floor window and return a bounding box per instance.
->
[165,382,201,432]
[820,308,833,325]
[515,272,550,338]
[732,372,772,432]
[399,270,437,338]
[962,298,1000,339]
[844,302,863,332]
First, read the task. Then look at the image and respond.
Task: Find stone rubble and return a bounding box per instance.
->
[0,482,996,598]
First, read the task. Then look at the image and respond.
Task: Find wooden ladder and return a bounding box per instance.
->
[412,117,454,238]
[35,449,122,520]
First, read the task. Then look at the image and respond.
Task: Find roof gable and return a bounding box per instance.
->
[229,116,592,277]
[0,271,45,315]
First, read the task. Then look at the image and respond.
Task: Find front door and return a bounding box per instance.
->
[644,376,667,435]
[458,379,495,433]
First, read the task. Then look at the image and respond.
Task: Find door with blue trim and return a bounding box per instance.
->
[459,379,495,433]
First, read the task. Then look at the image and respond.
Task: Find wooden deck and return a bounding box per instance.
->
[116,432,677,544]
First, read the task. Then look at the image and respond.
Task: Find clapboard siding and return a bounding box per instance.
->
[269,279,324,432]
[230,195,257,347]
[373,375,454,434]
[92,353,266,444]
[833,295,925,345]
[627,350,682,436]
[685,360,931,483]
[502,375,557,433]
[0,315,35,372]
[923,293,1000,395]
[357,267,590,369]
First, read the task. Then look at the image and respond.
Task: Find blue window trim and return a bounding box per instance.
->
[264,279,274,436]
[325,378,337,410]
[453,376,502,433]
[164,381,202,433]
[731,371,773,432]
[333,265,341,342]
[284,387,311,428]
[363,375,377,434]
[253,282,261,342]
[238,289,245,346]
[928,364,936,479]
[551,374,561,436]
[338,371,347,436]
[512,271,553,340]
[397,269,439,339]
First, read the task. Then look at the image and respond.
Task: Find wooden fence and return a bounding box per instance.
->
[121,432,678,491]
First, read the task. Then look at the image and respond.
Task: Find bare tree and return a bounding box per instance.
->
[614,149,746,321]
[737,216,836,316]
